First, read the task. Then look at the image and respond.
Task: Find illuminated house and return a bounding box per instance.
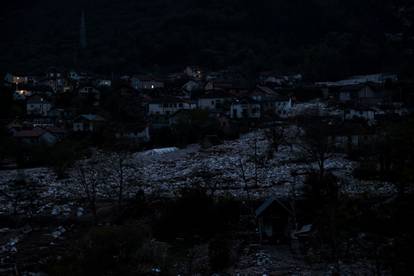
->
[26,95,52,117]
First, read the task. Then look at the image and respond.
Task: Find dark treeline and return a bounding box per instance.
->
[1,0,414,80]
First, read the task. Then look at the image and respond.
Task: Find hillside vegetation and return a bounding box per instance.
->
[1,0,414,79]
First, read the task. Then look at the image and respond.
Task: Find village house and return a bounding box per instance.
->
[204,80,249,95]
[329,122,376,152]
[77,85,101,106]
[184,66,203,80]
[48,108,73,122]
[289,101,329,117]
[316,73,398,87]
[73,114,106,132]
[344,106,377,122]
[26,95,53,117]
[256,197,291,241]
[230,98,261,119]
[131,75,165,90]
[69,71,82,81]
[6,120,23,135]
[13,88,33,100]
[260,96,293,118]
[115,124,150,143]
[29,117,55,128]
[44,127,67,140]
[197,91,234,111]
[41,67,67,93]
[336,83,387,105]
[94,78,112,88]
[78,85,100,96]
[13,128,58,145]
[182,80,203,96]
[14,84,55,100]
[147,98,196,116]
[251,86,293,117]
[4,73,29,86]
[258,72,303,87]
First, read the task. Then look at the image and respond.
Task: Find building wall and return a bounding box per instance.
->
[27,103,52,116]
[231,103,261,119]
[73,121,96,132]
[132,79,164,90]
[198,98,228,110]
[148,102,195,115]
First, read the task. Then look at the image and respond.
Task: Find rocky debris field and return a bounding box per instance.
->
[0,130,399,269]
[0,131,398,217]
[232,244,390,275]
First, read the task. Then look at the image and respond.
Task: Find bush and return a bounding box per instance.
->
[208,236,232,271]
[47,223,170,276]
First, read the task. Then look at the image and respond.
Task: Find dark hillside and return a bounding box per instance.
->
[1,0,413,79]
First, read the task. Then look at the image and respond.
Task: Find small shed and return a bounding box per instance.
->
[255,197,291,242]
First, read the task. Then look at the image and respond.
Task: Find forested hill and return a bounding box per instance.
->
[1,0,414,80]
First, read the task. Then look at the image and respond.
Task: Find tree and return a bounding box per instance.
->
[265,125,287,158]
[74,158,104,223]
[208,235,232,272]
[49,141,81,179]
[300,121,334,181]
[101,152,138,210]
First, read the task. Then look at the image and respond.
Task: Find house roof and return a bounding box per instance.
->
[13,128,47,138]
[198,91,234,99]
[116,123,148,132]
[338,83,381,93]
[149,97,192,104]
[206,80,248,90]
[27,95,49,104]
[77,114,106,121]
[45,127,67,134]
[7,120,23,129]
[132,75,165,82]
[255,197,290,217]
[232,97,260,105]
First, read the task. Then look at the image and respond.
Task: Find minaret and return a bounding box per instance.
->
[80,10,87,49]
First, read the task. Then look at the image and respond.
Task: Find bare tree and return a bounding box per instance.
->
[74,158,104,223]
[300,122,334,181]
[265,125,287,158]
[102,152,132,208]
[98,151,144,212]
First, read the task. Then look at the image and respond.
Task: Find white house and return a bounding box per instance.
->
[95,79,112,88]
[230,98,261,119]
[345,108,377,122]
[78,85,101,96]
[131,76,164,90]
[147,98,196,116]
[289,101,328,117]
[26,95,52,116]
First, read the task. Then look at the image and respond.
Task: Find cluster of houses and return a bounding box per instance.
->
[3,66,414,149]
